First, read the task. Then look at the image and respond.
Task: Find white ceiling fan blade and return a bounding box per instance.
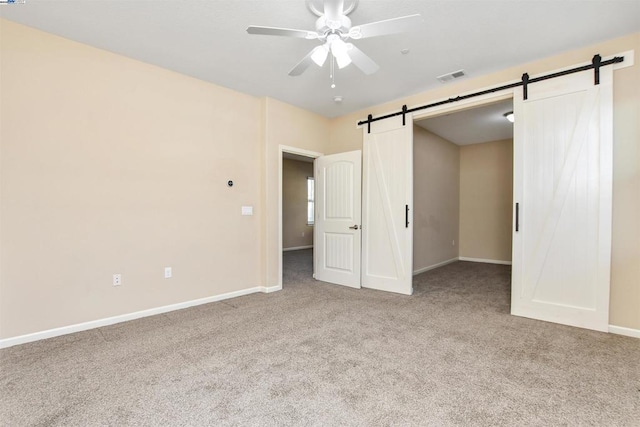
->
[288,48,318,76]
[347,44,379,75]
[247,26,318,39]
[349,14,423,39]
[323,0,344,22]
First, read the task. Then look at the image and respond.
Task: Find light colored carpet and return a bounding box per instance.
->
[1,249,639,426]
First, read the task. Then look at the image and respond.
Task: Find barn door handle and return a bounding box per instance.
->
[405,205,410,228]
[515,203,519,232]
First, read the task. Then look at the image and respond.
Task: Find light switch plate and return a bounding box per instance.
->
[241,206,253,216]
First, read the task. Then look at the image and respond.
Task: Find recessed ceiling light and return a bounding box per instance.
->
[504,111,514,123]
[401,48,410,55]
[334,96,343,103]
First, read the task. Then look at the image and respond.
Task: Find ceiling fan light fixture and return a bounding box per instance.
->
[331,39,352,69]
[248,1,419,81]
[311,45,329,66]
[335,53,352,69]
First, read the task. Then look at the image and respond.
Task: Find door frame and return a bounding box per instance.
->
[402,51,631,332]
[412,92,514,123]
[278,145,324,288]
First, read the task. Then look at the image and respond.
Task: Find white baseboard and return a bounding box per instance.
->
[413,257,512,275]
[0,285,279,349]
[458,257,512,265]
[283,245,313,252]
[4,283,634,349]
[263,284,282,293]
[413,258,459,275]
[608,325,640,338]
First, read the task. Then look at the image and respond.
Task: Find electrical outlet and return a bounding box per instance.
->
[452,240,455,246]
[113,274,122,286]
[302,231,305,237]
[164,267,172,279]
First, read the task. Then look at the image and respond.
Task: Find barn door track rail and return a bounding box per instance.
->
[359,54,624,133]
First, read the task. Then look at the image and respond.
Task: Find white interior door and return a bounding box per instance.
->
[314,150,362,288]
[362,115,413,295]
[512,67,613,331]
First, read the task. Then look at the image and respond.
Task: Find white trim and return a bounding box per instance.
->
[278,145,323,289]
[355,92,513,129]
[412,92,514,122]
[612,50,634,70]
[262,284,282,293]
[412,257,512,275]
[0,286,275,349]
[2,289,635,350]
[608,325,640,339]
[413,258,458,275]
[283,245,313,252]
[459,257,512,265]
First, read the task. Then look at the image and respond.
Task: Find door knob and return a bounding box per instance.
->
[349,225,359,230]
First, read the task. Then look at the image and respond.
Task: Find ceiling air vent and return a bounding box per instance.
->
[436,69,466,83]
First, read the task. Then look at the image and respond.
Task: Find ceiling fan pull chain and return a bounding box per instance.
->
[331,55,336,88]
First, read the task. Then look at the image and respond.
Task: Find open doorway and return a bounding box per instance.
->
[282,152,315,286]
[278,146,323,288]
[411,97,514,304]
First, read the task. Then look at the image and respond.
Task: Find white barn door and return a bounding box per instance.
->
[315,151,362,288]
[362,115,413,295]
[512,67,613,331]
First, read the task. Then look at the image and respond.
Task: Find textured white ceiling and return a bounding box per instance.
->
[415,99,514,146]
[1,1,639,118]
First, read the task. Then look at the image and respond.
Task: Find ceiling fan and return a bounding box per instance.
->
[246,0,423,77]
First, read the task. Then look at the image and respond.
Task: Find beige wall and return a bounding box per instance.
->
[0,20,264,339]
[413,126,459,271]
[329,33,640,330]
[282,159,314,249]
[1,20,638,339]
[263,98,329,287]
[608,37,640,330]
[0,21,331,340]
[459,140,513,262]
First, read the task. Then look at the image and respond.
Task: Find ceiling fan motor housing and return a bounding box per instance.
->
[315,15,352,39]
[306,0,359,18]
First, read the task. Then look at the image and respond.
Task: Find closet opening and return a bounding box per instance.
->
[412,98,514,306]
